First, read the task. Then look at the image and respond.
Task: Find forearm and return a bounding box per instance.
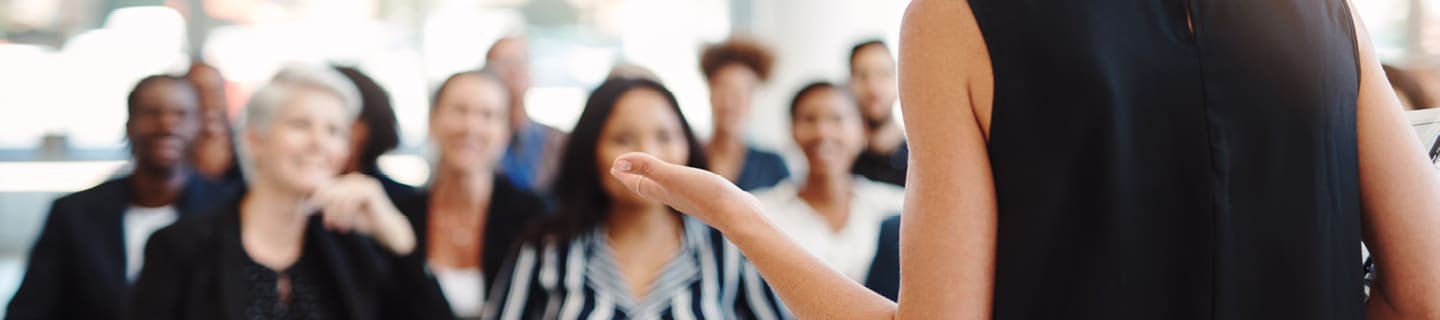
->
[718,203,897,320]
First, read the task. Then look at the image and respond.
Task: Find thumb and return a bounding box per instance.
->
[610,152,685,201]
[611,152,758,228]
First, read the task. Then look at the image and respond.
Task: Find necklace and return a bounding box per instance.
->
[449,225,475,247]
[435,209,482,248]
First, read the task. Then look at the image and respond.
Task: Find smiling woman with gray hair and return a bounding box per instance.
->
[129,65,425,320]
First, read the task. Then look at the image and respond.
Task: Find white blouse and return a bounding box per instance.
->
[434,267,486,319]
[752,176,905,282]
[124,205,179,282]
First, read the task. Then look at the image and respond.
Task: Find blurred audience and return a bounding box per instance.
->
[7,75,237,319]
[128,66,423,319]
[1,23,935,320]
[392,70,547,320]
[489,36,569,195]
[334,65,420,202]
[846,40,907,186]
[186,62,243,184]
[485,79,786,319]
[753,81,905,300]
[700,37,791,191]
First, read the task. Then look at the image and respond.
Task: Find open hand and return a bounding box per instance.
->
[608,152,763,231]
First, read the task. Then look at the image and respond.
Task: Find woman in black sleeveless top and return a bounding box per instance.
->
[603,0,1440,319]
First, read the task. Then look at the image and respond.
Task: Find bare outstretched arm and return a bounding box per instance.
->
[1349,4,1440,319]
[607,1,997,318]
[611,153,896,319]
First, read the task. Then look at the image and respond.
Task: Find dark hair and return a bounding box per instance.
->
[431,69,509,111]
[789,81,852,119]
[333,66,400,174]
[1383,64,1435,109]
[700,37,775,82]
[849,39,890,70]
[128,75,195,116]
[530,78,708,243]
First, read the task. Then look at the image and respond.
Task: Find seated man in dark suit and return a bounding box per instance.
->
[6,75,237,320]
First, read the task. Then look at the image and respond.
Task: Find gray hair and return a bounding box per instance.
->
[234,65,363,181]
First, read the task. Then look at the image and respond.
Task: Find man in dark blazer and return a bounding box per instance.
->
[6,75,238,320]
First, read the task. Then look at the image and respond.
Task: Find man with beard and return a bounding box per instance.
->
[848,40,908,187]
[6,75,237,319]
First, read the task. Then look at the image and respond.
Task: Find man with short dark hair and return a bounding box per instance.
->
[6,75,237,319]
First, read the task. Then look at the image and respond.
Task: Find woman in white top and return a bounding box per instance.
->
[752,81,904,299]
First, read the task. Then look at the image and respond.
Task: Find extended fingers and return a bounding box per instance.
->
[614,153,683,197]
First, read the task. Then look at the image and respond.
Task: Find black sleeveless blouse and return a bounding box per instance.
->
[973,0,1364,318]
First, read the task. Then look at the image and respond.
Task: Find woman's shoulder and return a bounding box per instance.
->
[489,180,551,234]
[514,227,588,252]
[855,176,905,196]
[376,174,421,204]
[494,178,547,209]
[739,146,792,190]
[744,146,789,167]
[148,208,232,261]
[393,188,437,228]
[854,176,906,215]
[505,230,589,275]
[750,179,798,203]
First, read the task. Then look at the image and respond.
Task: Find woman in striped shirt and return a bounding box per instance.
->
[485,78,787,320]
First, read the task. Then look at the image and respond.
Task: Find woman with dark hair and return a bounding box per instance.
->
[333,66,418,202]
[390,70,547,320]
[700,37,791,191]
[484,78,785,319]
[753,82,904,300]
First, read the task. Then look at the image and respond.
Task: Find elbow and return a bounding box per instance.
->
[1368,285,1440,319]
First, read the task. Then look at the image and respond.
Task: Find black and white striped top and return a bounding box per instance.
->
[484,217,790,320]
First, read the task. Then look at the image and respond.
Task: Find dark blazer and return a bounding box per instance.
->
[391,178,547,320]
[864,215,902,301]
[127,195,427,320]
[5,174,237,320]
[361,164,421,205]
[852,142,908,187]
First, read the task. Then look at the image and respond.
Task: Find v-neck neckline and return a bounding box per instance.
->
[586,219,701,315]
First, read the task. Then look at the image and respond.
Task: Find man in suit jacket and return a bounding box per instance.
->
[6,75,238,320]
